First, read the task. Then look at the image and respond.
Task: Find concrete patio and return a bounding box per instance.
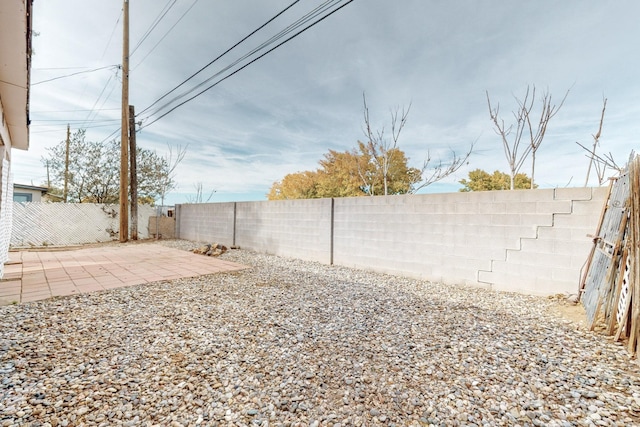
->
[0,242,246,304]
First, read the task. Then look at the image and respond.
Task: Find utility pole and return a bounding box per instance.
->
[129,105,138,240]
[63,124,70,202]
[119,0,130,242]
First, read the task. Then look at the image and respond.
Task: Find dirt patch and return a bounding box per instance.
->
[549,302,588,328]
[545,294,588,329]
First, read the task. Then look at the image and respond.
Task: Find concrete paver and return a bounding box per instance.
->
[0,243,246,304]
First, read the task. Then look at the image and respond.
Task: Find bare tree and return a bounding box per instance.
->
[581,97,608,186]
[157,143,188,208]
[576,141,624,183]
[362,93,410,196]
[576,98,626,185]
[186,182,216,203]
[411,143,474,193]
[486,85,569,189]
[361,93,473,195]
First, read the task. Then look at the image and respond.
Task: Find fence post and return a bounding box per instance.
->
[232,202,237,247]
[174,204,181,239]
[330,198,335,265]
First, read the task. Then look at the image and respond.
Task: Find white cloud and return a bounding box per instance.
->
[15,0,640,203]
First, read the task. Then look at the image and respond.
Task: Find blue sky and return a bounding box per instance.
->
[13,0,640,205]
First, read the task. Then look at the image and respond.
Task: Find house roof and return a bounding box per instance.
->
[0,0,33,151]
[14,183,47,193]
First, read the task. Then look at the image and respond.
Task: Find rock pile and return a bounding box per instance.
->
[192,243,227,257]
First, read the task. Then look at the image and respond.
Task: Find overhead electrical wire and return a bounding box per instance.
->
[131,0,177,56]
[101,8,123,60]
[138,0,355,129]
[34,66,99,71]
[31,108,120,114]
[140,0,345,118]
[32,65,118,85]
[33,0,354,141]
[32,119,119,124]
[99,127,122,144]
[80,67,121,128]
[31,123,122,135]
[138,0,302,116]
[131,0,201,71]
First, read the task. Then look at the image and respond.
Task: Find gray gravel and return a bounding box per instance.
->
[1,240,640,426]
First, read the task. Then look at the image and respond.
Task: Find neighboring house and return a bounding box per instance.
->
[13,183,47,202]
[0,0,34,276]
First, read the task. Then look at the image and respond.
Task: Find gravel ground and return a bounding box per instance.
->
[1,240,640,427]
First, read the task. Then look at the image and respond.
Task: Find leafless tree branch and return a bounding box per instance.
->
[487,85,568,189]
[583,97,608,186]
[411,141,475,193]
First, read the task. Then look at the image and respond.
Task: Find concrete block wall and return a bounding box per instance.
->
[174,203,236,246]
[148,216,176,239]
[478,187,609,295]
[332,189,587,290]
[234,199,333,264]
[175,188,608,296]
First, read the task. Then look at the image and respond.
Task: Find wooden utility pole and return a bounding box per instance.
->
[63,124,70,202]
[129,105,138,240]
[119,0,130,242]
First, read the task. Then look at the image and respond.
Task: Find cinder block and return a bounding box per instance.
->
[520,213,553,226]
[505,201,537,214]
[477,268,495,284]
[479,269,537,291]
[553,213,600,229]
[504,225,538,239]
[493,189,555,202]
[551,266,582,283]
[491,214,521,226]
[526,276,574,295]
[553,239,589,256]
[506,249,572,269]
[454,203,478,214]
[554,187,594,201]
[481,202,506,214]
[537,225,572,240]
[592,186,610,200]
[489,260,553,280]
[467,225,506,238]
[491,190,526,202]
[571,199,606,215]
[536,200,572,214]
[519,237,554,254]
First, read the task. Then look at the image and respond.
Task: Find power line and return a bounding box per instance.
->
[131,0,177,56]
[99,127,122,144]
[138,0,302,116]
[31,119,119,124]
[0,79,27,89]
[81,67,121,128]
[31,108,120,114]
[33,66,98,70]
[101,8,123,59]
[32,65,119,85]
[31,123,122,134]
[142,0,343,118]
[131,0,201,71]
[140,0,355,129]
